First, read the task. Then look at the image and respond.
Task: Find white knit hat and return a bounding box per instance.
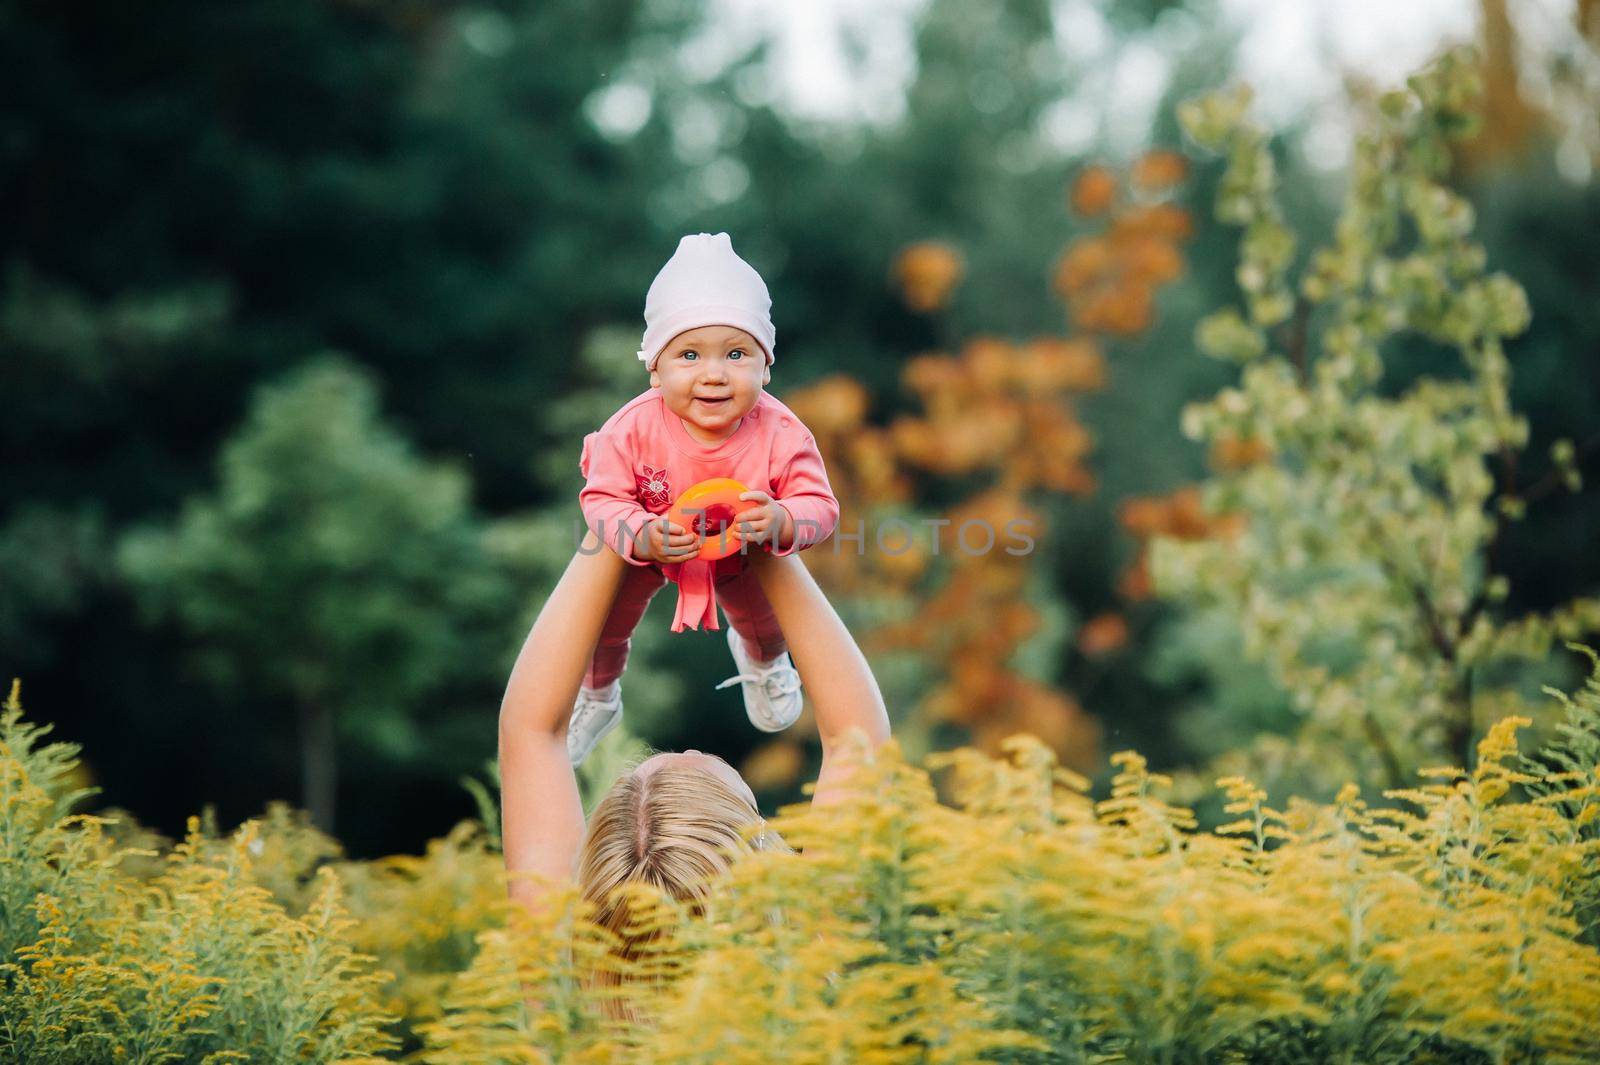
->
[637,232,776,371]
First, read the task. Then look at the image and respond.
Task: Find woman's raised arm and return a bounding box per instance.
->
[744,548,891,806]
[498,531,627,917]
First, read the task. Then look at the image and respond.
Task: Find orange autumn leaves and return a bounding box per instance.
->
[1055,156,1191,336]
[1071,150,1188,215]
[889,152,1191,330]
[912,564,1089,758]
[783,354,1103,768]
[1076,612,1130,657]
[1116,430,1265,600]
[892,242,965,314]
[735,150,1201,785]
[894,338,1103,492]
[1064,155,1255,610]
[1116,486,1247,601]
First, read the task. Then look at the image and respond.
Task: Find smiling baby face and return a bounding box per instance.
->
[649,324,770,446]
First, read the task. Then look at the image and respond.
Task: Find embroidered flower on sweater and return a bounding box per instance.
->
[635,464,672,508]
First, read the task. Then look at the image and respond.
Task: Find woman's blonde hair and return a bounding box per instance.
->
[577,757,784,1023]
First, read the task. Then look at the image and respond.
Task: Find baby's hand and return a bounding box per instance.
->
[636,516,701,564]
[733,490,793,549]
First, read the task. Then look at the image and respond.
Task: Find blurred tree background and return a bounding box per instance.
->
[2,0,1597,857]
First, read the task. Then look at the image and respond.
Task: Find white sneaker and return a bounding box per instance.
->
[714,626,803,733]
[568,680,622,766]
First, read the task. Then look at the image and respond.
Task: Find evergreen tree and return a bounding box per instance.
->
[118,356,511,833]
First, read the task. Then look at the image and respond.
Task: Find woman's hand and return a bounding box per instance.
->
[733,489,794,548]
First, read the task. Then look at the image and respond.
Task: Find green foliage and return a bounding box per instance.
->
[0,0,717,854]
[336,819,508,1045]
[430,705,1600,1063]
[115,355,524,829]
[1155,45,1600,799]
[7,651,1600,1061]
[0,679,102,958]
[0,681,400,1063]
[9,0,1600,856]
[0,260,231,672]
[0,502,108,674]
[1518,643,1600,950]
[117,355,496,725]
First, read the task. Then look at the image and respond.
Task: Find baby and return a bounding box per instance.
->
[568,232,840,766]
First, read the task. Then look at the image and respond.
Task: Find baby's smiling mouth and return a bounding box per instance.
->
[694,395,732,406]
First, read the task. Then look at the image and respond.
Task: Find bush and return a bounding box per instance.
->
[0,681,399,1064]
[1145,44,1600,803]
[7,664,1596,1063]
[431,673,1600,1064]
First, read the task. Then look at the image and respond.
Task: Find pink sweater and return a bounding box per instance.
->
[579,388,840,632]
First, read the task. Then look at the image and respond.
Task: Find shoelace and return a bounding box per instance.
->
[571,691,619,731]
[714,666,802,701]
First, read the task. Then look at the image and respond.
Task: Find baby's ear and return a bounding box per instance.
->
[761,363,770,386]
[649,368,661,388]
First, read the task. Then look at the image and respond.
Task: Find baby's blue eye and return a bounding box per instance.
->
[728,349,745,359]
[682,351,697,360]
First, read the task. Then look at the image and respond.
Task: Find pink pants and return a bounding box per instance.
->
[583,562,787,690]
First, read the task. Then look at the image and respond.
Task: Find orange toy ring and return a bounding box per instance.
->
[666,478,761,561]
